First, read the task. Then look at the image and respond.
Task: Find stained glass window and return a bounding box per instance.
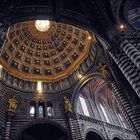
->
[38,105,44,118]
[47,106,53,117]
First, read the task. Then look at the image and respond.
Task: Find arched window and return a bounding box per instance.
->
[38,105,43,118]
[117,113,127,128]
[79,94,90,116]
[29,101,36,118]
[76,78,130,128]
[114,100,128,128]
[38,102,45,118]
[30,106,35,117]
[99,102,110,123]
[37,81,42,93]
[46,102,54,117]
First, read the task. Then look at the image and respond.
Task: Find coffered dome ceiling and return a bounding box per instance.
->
[0,20,92,82]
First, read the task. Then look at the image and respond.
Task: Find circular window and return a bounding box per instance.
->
[35,20,50,32]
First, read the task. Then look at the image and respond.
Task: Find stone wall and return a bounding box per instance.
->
[0,81,72,139]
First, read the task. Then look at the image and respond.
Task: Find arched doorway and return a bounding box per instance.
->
[113,137,122,140]
[17,122,71,140]
[86,131,104,140]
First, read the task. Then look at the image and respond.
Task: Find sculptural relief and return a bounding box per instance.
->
[8,97,18,112]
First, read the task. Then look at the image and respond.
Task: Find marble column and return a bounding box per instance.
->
[4,118,11,140]
[109,51,140,97]
[121,40,140,69]
[112,82,140,140]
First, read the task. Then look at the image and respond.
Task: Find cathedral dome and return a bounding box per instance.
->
[0,20,92,82]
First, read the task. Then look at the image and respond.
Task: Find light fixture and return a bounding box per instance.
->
[88,36,91,40]
[120,25,124,29]
[78,73,82,79]
[0,65,2,69]
[35,20,50,32]
[0,65,3,77]
[0,65,3,78]
[119,24,125,31]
